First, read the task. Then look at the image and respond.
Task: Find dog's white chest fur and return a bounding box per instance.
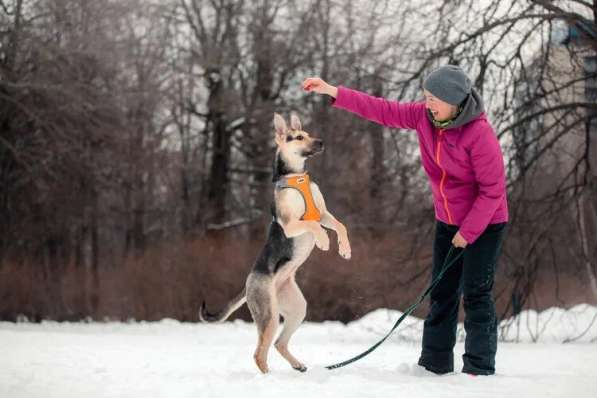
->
[292,233,315,262]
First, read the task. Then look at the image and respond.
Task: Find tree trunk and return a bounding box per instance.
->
[578,192,597,298]
[90,194,100,316]
[369,77,385,236]
[206,114,230,226]
[204,73,231,227]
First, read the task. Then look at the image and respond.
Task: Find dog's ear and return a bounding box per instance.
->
[274,113,287,144]
[290,112,302,131]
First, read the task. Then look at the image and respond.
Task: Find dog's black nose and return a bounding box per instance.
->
[315,140,324,149]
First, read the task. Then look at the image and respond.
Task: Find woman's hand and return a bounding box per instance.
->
[302,77,338,98]
[452,231,468,248]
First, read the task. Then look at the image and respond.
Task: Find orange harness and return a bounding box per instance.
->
[276,173,321,222]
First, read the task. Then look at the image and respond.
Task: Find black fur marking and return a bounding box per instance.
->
[253,221,294,274]
[272,152,291,182]
[272,152,305,182]
[200,301,217,322]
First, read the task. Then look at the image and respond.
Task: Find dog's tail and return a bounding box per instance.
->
[199,287,247,323]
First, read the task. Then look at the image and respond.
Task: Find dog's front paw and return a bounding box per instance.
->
[315,230,330,251]
[339,239,351,260]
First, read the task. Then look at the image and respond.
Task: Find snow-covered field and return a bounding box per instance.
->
[1,305,596,398]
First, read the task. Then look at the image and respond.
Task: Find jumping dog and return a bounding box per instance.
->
[199,112,351,374]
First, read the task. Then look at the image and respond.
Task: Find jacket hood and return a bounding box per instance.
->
[427,87,485,130]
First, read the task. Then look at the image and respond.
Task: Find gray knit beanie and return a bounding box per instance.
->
[423,65,472,106]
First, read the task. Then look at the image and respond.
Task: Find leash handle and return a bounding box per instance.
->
[325,245,464,370]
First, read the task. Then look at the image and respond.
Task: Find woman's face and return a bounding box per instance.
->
[423,90,458,122]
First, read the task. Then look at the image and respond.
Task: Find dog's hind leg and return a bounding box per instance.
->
[275,277,307,372]
[246,274,279,374]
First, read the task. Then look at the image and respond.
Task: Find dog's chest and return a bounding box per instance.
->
[292,233,315,262]
[274,233,314,285]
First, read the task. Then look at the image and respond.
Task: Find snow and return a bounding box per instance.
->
[1,305,596,398]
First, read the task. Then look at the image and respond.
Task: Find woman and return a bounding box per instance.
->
[302,65,508,376]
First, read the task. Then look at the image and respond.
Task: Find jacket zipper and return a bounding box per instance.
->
[435,129,454,224]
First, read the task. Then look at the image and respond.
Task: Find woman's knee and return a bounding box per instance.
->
[462,291,495,321]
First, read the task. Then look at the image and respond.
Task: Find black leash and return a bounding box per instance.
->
[325,245,465,370]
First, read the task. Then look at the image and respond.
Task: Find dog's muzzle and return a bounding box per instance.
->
[301,139,324,157]
[311,139,325,154]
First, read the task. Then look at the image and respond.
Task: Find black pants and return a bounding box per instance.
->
[418,221,507,375]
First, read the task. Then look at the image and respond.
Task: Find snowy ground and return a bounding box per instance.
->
[1,305,596,398]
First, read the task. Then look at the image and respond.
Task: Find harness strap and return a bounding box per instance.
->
[276,173,321,222]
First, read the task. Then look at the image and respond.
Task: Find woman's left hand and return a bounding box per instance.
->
[452,231,468,248]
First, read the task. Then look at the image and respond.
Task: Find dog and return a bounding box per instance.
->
[199,112,351,374]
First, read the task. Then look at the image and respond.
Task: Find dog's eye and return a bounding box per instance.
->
[286,135,293,142]
[296,135,304,141]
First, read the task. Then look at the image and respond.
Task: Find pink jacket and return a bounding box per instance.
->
[332,86,508,244]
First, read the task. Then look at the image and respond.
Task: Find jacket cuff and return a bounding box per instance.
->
[458,228,477,245]
[330,86,346,108]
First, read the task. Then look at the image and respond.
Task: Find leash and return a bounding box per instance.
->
[325,245,465,370]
